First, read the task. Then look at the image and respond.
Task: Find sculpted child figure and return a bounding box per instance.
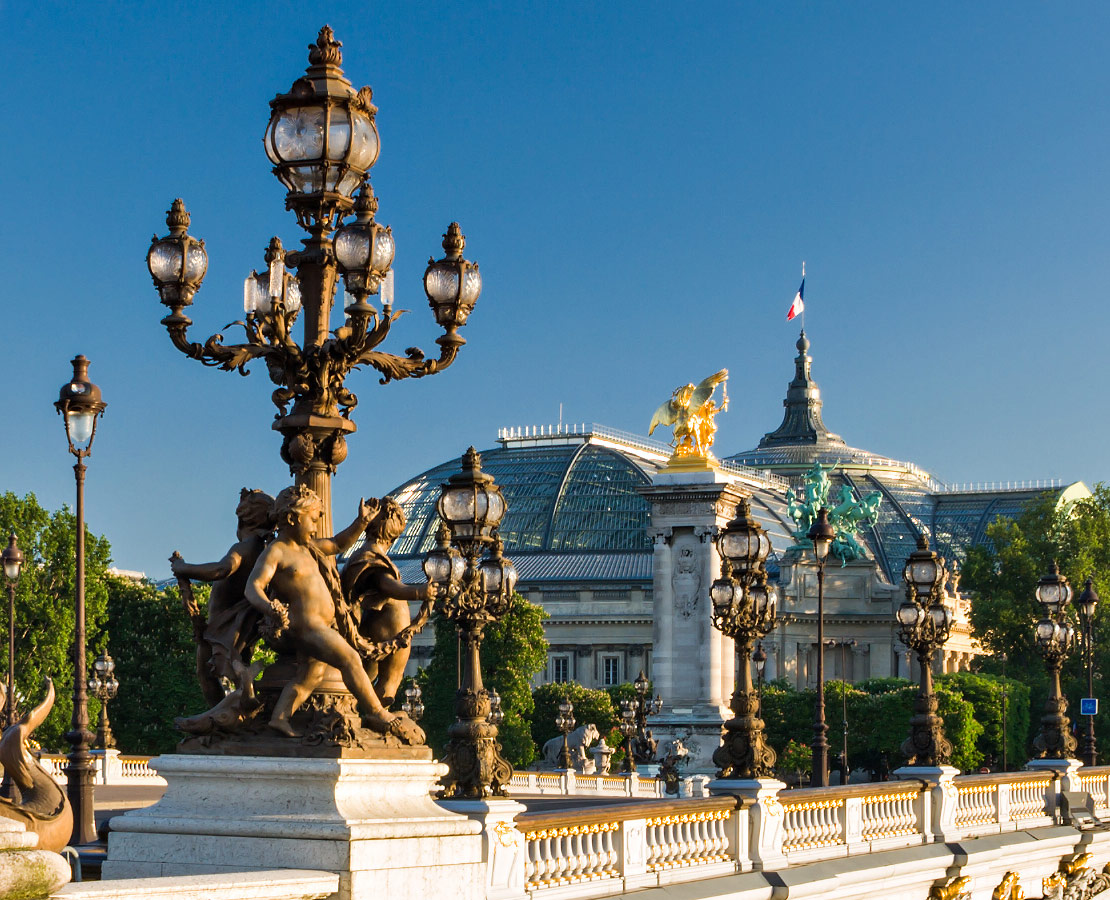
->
[340,498,437,708]
[170,488,276,706]
[245,485,423,744]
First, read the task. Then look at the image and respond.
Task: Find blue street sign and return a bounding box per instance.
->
[1081,698,1098,716]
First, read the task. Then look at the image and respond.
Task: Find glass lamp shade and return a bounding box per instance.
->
[1036,563,1072,616]
[263,28,380,205]
[423,525,465,584]
[93,654,114,677]
[807,508,835,562]
[1035,619,1056,643]
[478,541,518,599]
[710,578,736,616]
[903,534,945,602]
[424,223,481,331]
[717,498,772,575]
[2,535,23,584]
[56,356,106,453]
[334,185,395,297]
[487,689,504,726]
[927,604,951,630]
[896,602,923,628]
[147,199,208,309]
[749,582,770,618]
[649,695,663,715]
[437,448,506,544]
[1077,577,1100,619]
[634,670,650,696]
[244,272,271,314]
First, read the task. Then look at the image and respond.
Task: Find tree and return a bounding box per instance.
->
[531,681,618,757]
[103,576,207,754]
[0,492,111,750]
[417,594,548,768]
[937,671,1029,769]
[963,485,1110,761]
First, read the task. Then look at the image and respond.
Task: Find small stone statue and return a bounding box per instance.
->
[171,488,275,715]
[245,486,423,744]
[340,498,437,709]
[591,738,614,775]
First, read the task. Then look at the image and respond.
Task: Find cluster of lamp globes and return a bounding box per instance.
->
[710,498,778,627]
[144,26,481,342]
[1033,563,1099,652]
[896,538,955,639]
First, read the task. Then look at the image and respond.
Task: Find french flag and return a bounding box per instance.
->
[786,277,805,321]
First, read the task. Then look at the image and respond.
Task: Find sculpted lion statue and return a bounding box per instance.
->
[542,723,600,769]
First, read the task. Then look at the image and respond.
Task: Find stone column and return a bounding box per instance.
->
[639,472,746,773]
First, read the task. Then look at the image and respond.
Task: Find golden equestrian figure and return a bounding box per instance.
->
[648,369,729,460]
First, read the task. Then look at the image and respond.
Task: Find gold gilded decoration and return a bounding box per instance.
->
[930,876,972,900]
[1042,855,1110,900]
[492,820,516,848]
[523,821,619,889]
[992,871,1024,900]
[648,369,728,467]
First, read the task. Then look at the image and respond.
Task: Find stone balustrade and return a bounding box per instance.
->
[37,751,167,787]
[493,764,1110,898]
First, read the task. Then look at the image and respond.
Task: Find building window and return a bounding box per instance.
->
[550,656,569,683]
[601,655,621,686]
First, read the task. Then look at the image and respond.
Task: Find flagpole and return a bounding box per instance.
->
[801,261,806,333]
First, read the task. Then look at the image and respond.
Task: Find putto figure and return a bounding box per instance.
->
[171,489,275,714]
[245,485,423,744]
[648,369,729,460]
[340,498,437,709]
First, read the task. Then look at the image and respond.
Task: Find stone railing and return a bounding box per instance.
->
[509,770,710,798]
[489,763,1107,898]
[513,796,749,894]
[37,751,167,787]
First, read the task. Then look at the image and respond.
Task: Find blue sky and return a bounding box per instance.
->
[1,2,1106,577]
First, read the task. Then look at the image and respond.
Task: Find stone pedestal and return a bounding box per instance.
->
[102,755,483,900]
[892,765,960,841]
[640,469,745,772]
[708,777,783,870]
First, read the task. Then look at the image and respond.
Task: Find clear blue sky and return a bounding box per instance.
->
[1,2,1106,578]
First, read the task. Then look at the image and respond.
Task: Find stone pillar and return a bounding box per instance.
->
[892,764,960,842]
[639,472,747,773]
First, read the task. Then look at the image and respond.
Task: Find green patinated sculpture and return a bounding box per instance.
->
[786,461,882,562]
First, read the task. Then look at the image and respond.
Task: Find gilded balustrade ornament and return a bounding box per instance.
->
[785,462,882,562]
[649,369,729,464]
[1042,855,1110,900]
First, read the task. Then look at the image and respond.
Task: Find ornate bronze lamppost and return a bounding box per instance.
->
[88,652,119,750]
[55,355,107,845]
[1032,563,1077,759]
[1075,577,1099,766]
[1,534,23,729]
[555,699,576,770]
[424,448,517,798]
[624,669,662,764]
[145,27,481,536]
[895,535,953,767]
[709,497,778,780]
[753,643,767,706]
[806,508,834,786]
[618,701,637,774]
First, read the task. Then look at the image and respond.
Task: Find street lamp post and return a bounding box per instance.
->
[424,448,517,798]
[807,508,835,787]
[709,497,778,780]
[555,699,576,770]
[618,701,637,774]
[895,535,953,767]
[1032,563,1077,759]
[145,27,481,536]
[840,640,855,777]
[87,652,119,750]
[629,669,662,764]
[1075,577,1099,767]
[753,643,767,706]
[55,354,107,846]
[1000,652,1008,771]
[1,534,23,729]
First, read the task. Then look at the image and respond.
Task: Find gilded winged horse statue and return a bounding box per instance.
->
[648,369,729,460]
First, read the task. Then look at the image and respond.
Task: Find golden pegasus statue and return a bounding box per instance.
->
[648,369,729,462]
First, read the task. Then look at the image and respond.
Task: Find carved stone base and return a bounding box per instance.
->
[103,754,484,900]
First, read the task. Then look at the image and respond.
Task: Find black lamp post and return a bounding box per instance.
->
[1032,562,1077,760]
[1076,577,1099,767]
[807,508,835,787]
[424,447,517,798]
[55,354,107,846]
[556,698,576,770]
[618,700,636,774]
[629,669,662,764]
[896,535,953,767]
[1,534,23,730]
[87,652,119,750]
[1000,652,1008,771]
[753,643,767,706]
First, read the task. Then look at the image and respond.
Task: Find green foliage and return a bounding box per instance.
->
[531,682,618,753]
[104,576,207,754]
[963,484,1110,762]
[0,492,111,750]
[933,681,983,771]
[779,739,811,773]
[417,594,548,768]
[937,672,1029,769]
